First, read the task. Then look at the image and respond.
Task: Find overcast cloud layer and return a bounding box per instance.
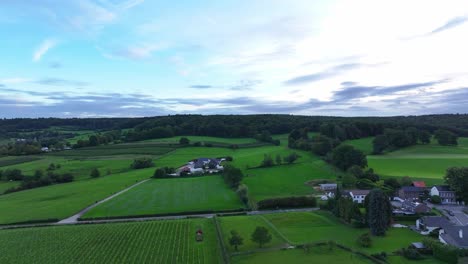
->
[1,0,468,118]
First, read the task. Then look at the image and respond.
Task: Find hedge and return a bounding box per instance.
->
[257,196,317,210]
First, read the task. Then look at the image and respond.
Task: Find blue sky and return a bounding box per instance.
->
[1,0,468,118]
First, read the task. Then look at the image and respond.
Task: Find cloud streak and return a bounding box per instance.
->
[33,39,57,62]
[429,16,468,35]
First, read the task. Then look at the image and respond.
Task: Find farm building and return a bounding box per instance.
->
[430,186,457,204]
[319,183,337,191]
[398,186,425,200]
[344,189,370,204]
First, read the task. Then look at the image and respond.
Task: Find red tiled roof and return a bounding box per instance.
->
[412,181,426,188]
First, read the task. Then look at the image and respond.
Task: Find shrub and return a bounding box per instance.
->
[430,195,441,204]
[356,233,372,248]
[193,141,202,147]
[261,154,274,167]
[4,169,23,181]
[401,247,423,260]
[90,168,100,178]
[225,156,233,161]
[130,157,154,169]
[153,168,167,178]
[236,184,249,205]
[179,137,190,145]
[257,196,317,209]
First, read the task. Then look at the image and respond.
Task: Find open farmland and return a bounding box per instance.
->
[367,137,468,183]
[147,135,257,144]
[83,176,244,219]
[0,168,153,224]
[0,218,221,264]
[232,247,372,264]
[342,137,374,155]
[48,142,177,157]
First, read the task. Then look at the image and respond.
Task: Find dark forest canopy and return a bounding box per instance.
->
[2,114,468,139]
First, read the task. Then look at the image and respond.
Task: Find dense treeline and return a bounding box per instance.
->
[1,167,74,194]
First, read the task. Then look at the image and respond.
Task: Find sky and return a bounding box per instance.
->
[1,0,468,118]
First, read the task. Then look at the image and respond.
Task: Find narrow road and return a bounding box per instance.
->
[0,207,318,230]
[56,179,150,224]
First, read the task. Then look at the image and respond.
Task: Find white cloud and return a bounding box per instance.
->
[33,38,57,62]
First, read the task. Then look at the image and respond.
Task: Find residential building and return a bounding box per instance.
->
[416,216,451,234]
[319,183,337,191]
[345,189,370,204]
[400,200,431,214]
[430,186,457,204]
[412,181,426,188]
[398,186,425,200]
[439,225,468,248]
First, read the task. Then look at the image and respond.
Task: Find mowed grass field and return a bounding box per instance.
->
[368,137,468,183]
[262,211,425,254]
[219,215,286,253]
[0,218,221,264]
[232,247,373,264]
[0,168,153,224]
[83,176,244,219]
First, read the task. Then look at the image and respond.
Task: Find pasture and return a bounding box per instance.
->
[262,211,425,254]
[343,137,374,155]
[218,215,285,253]
[0,218,221,264]
[0,168,153,224]
[232,247,372,264]
[147,135,257,144]
[83,176,244,219]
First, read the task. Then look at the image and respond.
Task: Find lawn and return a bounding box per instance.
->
[0,218,221,264]
[0,168,153,224]
[262,211,426,254]
[232,247,372,264]
[218,215,286,253]
[82,176,244,219]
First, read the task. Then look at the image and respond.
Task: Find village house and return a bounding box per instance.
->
[416,216,451,235]
[439,225,468,248]
[430,186,457,204]
[412,181,426,188]
[394,200,431,215]
[398,186,426,200]
[344,189,370,204]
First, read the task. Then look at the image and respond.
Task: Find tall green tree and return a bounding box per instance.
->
[366,189,392,236]
[418,130,431,144]
[90,168,100,178]
[223,165,244,188]
[372,135,388,154]
[311,135,333,156]
[251,226,272,248]
[434,129,458,146]
[229,230,244,251]
[331,145,367,171]
[444,167,468,203]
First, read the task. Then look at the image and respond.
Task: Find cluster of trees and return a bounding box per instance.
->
[0,168,24,181]
[372,128,431,154]
[4,169,73,194]
[74,131,122,148]
[130,157,155,169]
[0,141,42,155]
[222,165,244,189]
[152,167,176,178]
[330,145,367,171]
[422,238,459,264]
[444,167,468,204]
[257,196,317,209]
[229,226,272,250]
[260,152,299,167]
[253,130,280,146]
[434,129,458,146]
[342,166,380,189]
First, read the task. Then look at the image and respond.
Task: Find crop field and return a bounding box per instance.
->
[262,211,425,254]
[49,142,177,157]
[232,247,372,264]
[219,215,285,252]
[0,168,153,224]
[0,156,42,167]
[83,176,244,219]
[0,218,221,264]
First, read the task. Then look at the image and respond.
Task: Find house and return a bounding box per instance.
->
[430,186,457,204]
[398,186,425,200]
[439,225,468,248]
[344,189,370,204]
[319,183,337,191]
[398,200,431,214]
[412,181,426,188]
[416,216,451,234]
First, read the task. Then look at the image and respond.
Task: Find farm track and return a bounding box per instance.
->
[0,207,319,230]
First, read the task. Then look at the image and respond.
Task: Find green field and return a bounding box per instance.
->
[0,168,153,224]
[262,211,424,254]
[368,137,468,183]
[49,142,177,157]
[0,181,19,194]
[83,176,244,219]
[232,247,372,264]
[147,135,257,144]
[0,218,221,264]
[0,156,42,167]
[219,215,286,253]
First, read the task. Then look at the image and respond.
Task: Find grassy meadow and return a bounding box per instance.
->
[0,218,221,264]
[147,135,257,144]
[83,176,244,219]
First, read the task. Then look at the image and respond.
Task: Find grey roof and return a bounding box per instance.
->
[412,242,426,249]
[420,216,451,228]
[400,186,425,192]
[320,184,337,188]
[347,190,370,196]
[434,185,452,192]
[440,225,468,248]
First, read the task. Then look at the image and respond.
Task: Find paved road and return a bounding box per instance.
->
[56,179,150,224]
[430,204,468,226]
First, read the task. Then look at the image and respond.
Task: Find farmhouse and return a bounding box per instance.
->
[319,183,337,191]
[398,186,425,200]
[344,189,370,204]
[430,186,457,204]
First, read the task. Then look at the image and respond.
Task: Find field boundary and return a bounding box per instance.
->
[258,215,293,245]
[213,216,230,264]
